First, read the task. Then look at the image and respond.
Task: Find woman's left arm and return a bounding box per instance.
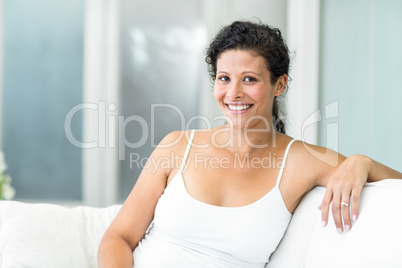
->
[319,154,402,234]
[362,155,402,182]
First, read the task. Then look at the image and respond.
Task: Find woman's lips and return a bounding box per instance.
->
[225,103,254,113]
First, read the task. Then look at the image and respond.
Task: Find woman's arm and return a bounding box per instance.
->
[98,131,185,268]
[360,154,402,182]
[98,230,134,267]
[292,141,401,234]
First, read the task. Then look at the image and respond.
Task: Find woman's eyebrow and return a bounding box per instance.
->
[242,71,262,76]
[216,71,262,76]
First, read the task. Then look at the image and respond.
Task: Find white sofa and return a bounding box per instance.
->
[1,179,401,268]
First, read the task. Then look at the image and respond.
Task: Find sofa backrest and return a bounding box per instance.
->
[268,179,402,268]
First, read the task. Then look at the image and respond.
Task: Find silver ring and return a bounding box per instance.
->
[341,202,350,207]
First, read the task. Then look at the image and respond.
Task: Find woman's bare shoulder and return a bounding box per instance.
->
[155,130,194,153]
[287,140,346,185]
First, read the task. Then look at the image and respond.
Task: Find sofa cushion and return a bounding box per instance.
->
[0,201,121,268]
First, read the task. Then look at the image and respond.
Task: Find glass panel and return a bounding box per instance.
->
[319,0,402,171]
[1,0,84,200]
[119,0,205,200]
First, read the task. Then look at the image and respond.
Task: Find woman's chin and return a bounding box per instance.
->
[224,119,249,130]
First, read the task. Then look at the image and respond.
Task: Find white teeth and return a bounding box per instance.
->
[228,104,251,111]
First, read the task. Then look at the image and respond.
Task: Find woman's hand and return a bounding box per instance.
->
[319,155,371,233]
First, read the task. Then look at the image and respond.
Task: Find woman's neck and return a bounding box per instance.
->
[213,123,279,154]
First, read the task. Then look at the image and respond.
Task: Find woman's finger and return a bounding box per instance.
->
[340,190,351,232]
[331,191,343,233]
[320,188,333,227]
[351,188,360,222]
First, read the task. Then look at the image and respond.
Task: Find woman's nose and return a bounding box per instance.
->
[227,81,244,99]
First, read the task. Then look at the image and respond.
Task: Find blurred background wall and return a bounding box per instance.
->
[319,0,402,174]
[0,0,400,206]
[1,0,84,201]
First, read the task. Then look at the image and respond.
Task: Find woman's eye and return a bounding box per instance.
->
[218,76,230,82]
[244,76,257,82]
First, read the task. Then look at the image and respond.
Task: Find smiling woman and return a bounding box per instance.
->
[213,50,286,130]
[207,21,290,133]
[98,20,402,268]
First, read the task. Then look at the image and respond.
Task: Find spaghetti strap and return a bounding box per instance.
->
[179,130,195,171]
[275,139,296,187]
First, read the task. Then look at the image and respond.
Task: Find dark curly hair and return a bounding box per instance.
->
[205,20,290,134]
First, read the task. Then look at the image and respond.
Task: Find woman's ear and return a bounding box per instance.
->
[274,74,288,96]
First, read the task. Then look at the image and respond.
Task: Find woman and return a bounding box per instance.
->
[98,21,402,267]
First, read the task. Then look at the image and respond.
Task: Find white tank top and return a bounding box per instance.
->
[133,130,295,267]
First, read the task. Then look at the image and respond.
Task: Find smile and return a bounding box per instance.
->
[226,104,253,111]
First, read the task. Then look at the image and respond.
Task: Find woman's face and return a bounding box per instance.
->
[214,49,285,130]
